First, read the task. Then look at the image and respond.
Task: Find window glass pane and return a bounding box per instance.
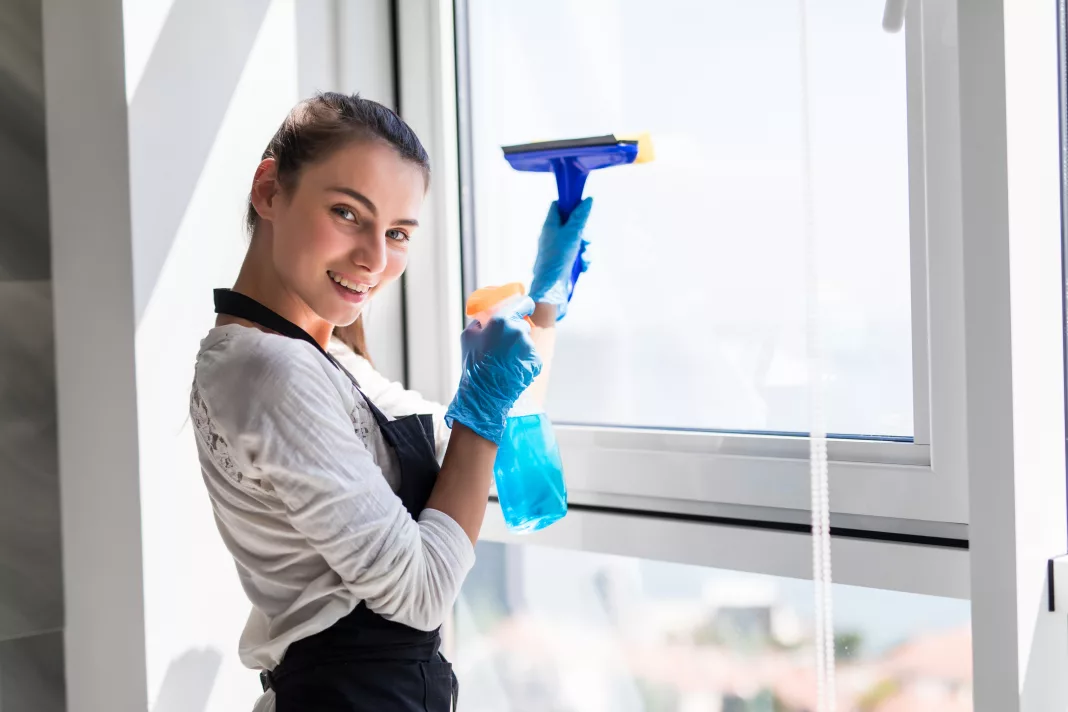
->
[453,542,972,712]
[464,0,913,437]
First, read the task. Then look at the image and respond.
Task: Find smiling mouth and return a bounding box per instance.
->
[328,270,372,294]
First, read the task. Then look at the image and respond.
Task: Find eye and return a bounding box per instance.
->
[386,228,410,242]
[332,206,357,222]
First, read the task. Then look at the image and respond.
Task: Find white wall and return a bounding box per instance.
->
[44,0,146,706]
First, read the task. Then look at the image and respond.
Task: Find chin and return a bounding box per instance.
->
[303,293,360,329]
[321,305,363,329]
[326,298,367,328]
[335,309,365,328]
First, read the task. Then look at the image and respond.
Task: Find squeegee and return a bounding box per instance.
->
[502,133,654,303]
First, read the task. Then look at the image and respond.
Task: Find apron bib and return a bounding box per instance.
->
[214,289,458,712]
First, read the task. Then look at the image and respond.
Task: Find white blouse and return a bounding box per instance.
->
[189,324,470,684]
[325,337,451,462]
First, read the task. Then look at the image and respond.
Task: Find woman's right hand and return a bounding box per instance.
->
[444,296,542,444]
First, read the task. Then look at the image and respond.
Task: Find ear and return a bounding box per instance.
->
[249,158,282,223]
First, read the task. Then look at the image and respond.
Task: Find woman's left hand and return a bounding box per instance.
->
[529,197,593,320]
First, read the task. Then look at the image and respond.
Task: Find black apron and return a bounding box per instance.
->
[213,289,459,712]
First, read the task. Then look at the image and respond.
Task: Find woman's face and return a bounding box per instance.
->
[254,138,426,328]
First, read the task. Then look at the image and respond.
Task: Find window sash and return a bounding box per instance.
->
[400,0,968,531]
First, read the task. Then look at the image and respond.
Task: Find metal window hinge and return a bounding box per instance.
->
[1049,555,1068,612]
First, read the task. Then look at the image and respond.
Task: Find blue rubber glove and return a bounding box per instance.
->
[445,296,543,444]
[529,197,594,320]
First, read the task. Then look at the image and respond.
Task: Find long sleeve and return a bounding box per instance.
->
[328,338,451,461]
[194,331,473,632]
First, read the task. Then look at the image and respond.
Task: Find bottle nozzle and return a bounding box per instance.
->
[466,282,535,326]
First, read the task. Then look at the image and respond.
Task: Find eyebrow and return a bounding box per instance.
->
[328,187,377,216]
[328,186,419,228]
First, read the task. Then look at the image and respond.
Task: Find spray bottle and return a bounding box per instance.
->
[466,282,567,533]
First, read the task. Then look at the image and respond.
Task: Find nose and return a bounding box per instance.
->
[349,227,389,275]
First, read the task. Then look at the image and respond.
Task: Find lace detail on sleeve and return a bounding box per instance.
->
[348,386,378,444]
[191,382,259,489]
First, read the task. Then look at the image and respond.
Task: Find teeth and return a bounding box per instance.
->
[330,271,371,294]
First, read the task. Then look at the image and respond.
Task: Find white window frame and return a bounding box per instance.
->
[956,0,1068,708]
[399,0,969,543]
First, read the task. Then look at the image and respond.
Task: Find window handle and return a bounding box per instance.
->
[882,0,907,32]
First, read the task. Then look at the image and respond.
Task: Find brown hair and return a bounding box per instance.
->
[247,92,430,360]
[333,319,374,366]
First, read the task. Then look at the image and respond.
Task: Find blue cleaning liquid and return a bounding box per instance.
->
[494,413,568,533]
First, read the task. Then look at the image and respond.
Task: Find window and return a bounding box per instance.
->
[453,542,973,712]
[395,0,1068,706]
[437,0,969,530]
[397,0,967,530]
[462,0,914,438]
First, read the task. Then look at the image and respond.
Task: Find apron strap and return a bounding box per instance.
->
[214,289,320,347]
[213,289,397,429]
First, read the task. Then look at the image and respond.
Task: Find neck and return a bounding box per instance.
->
[229,236,334,349]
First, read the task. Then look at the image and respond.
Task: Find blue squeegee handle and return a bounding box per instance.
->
[506,140,636,306]
[553,159,590,304]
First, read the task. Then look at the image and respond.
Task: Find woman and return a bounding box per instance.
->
[189,92,592,712]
